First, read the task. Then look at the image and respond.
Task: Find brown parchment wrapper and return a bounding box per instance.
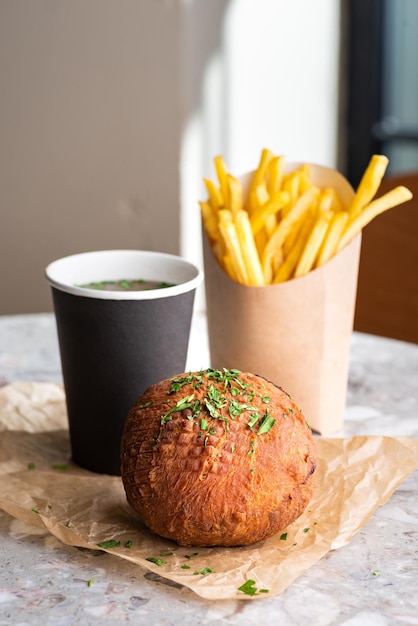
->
[1,382,418,601]
[204,162,361,435]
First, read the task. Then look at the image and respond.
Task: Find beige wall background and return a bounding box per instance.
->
[0,0,342,314]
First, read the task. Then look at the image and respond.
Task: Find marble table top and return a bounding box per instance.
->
[0,311,417,625]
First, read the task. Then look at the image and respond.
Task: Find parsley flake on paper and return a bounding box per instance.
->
[238,579,269,596]
[194,567,213,576]
[146,557,166,567]
[97,539,121,549]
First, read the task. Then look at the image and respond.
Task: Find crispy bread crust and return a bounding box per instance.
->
[121,369,317,547]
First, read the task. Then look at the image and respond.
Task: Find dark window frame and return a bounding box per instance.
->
[345,0,385,188]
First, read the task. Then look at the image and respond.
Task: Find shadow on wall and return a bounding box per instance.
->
[0,0,230,314]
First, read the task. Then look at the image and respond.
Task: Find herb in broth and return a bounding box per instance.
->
[78,279,176,291]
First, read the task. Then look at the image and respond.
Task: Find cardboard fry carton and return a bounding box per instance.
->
[203,162,361,434]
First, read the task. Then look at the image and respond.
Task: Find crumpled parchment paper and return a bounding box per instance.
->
[1,381,417,600]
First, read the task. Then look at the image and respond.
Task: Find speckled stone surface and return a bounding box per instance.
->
[0,313,417,625]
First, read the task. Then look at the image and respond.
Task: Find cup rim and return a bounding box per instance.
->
[45,249,204,300]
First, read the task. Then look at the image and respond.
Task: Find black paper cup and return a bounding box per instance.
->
[45,250,203,475]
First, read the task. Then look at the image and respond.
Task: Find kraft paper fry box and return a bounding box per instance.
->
[203,162,361,435]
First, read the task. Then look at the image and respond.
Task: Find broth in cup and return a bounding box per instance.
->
[78,279,176,292]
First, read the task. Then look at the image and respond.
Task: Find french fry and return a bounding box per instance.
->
[262,187,319,282]
[214,155,229,207]
[246,148,274,213]
[235,211,265,286]
[282,171,301,208]
[255,229,268,257]
[316,187,337,214]
[227,174,243,216]
[265,214,277,237]
[264,157,285,236]
[218,210,249,284]
[267,155,285,195]
[328,187,344,213]
[253,182,270,208]
[199,201,219,242]
[271,246,285,278]
[274,212,316,283]
[203,178,224,210]
[294,210,333,278]
[249,191,290,236]
[349,154,389,218]
[282,202,316,257]
[212,240,224,265]
[200,149,412,286]
[337,185,412,252]
[315,211,349,267]
[246,184,268,223]
[222,254,236,282]
[298,163,312,195]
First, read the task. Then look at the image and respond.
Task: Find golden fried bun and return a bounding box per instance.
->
[121,369,317,547]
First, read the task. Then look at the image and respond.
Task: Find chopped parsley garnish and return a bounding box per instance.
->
[27,462,36,470]
[207,385,225,406]
[200,567,213,575]
[280,533,288,540]
[229,400,258,418]
[238,579,269,596]
[161,394,197,424]
[161,369,277,438]
[125,540,133,549]
[97,539,121,549]
[181,564,191,569]
[87,578,95,587]
[31,507,39,514]
[248,412,260,429]
[169,372,197,393]
[146,557,166,566]
[257,411,276,435]
[194,567,213,575]
[52,464,69,471]
[204,385,226,419]
[184,552,199,559]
